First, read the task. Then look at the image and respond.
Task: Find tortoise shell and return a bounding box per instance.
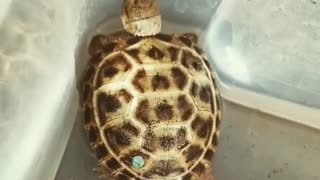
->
[79,32,222,180]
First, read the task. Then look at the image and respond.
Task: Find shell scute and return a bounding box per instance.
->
[132,93,197,125]
[94,87,133,127]
[103,122,141,155]
[180,50,209,78]
[94,54,132,88]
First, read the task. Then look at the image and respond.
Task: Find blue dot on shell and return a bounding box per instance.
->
[132,156,145,168]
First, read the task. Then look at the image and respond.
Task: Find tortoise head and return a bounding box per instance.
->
[121,0,161,37]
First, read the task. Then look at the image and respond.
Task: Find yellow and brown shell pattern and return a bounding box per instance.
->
[79,32,222,180]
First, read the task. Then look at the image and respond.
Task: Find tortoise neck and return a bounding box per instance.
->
[121,0,162,37]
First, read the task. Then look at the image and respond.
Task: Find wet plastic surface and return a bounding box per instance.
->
[0,0,81,179]
[204,0,320,127]
[207,0,320,108]
[55,100,320,180]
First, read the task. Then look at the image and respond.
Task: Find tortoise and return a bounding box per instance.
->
[78,0,222,179]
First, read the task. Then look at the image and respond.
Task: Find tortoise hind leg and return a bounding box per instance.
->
[93,165,112,179]
[198,165,215,180]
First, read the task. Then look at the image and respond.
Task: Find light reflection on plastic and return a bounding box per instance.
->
[223,46,251,84]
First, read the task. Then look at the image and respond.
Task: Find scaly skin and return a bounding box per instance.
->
[121,0,161,36]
